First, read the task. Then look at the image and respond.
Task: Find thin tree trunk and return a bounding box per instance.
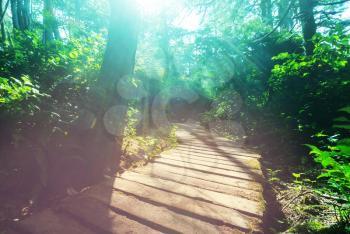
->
[299,0,317,55]
[22,0,30,29]
[43,0,59,42]
[16,0,23,28]
[160,14,178,79]
[278,0,293,30]
[261,0,273,25]
[0,0,6,41]
[43,0,53,41]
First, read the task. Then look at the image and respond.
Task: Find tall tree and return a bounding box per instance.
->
[95,0,139,171]
[17,0,30,29]
[159,14,178,80]
[10,0,19,29]
[9,0,30,30]
[299,0,317,55]
[22,0,31,28]
[0,0,9,40]
[278,0,293,30]
[261,0,273,26]
[43,0,60,42]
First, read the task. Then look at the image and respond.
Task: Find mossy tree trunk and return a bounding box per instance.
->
[299,0,317,55]
[10,0,30,30]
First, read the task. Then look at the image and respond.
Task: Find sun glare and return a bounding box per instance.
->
[136,0,200,31]
[174,11,201,32]
[137,0,167,15]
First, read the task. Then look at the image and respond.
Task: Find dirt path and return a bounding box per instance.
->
[13,123,266,234]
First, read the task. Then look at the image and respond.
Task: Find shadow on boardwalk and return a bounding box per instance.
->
[11,122,266,234]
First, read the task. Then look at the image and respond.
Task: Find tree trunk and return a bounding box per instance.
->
[43,0,59,43]
[261,0,273,26]
[278,0,293,30]
[16,0,30,30]
[10,0,19,29]
[0,0,6,41]
[95,0,139,171]
[16,0,23,28]
[299,0,316,55]
[22,0,30,29]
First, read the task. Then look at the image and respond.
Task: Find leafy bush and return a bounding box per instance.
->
[306,107,350,225]
[0,75,42,117]
[269,31,350,132]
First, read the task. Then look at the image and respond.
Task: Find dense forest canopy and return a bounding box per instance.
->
[0,0,350,232]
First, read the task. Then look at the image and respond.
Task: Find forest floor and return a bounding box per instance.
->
[8,122,266,234]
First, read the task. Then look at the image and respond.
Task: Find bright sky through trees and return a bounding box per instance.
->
[1,0,350,232]
[136,0,201,31]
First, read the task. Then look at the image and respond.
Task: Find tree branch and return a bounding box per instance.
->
[0,0,10,24]
[318,0,350,6]
[254,0,295,43]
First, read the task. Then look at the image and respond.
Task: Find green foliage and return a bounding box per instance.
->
[124,106,141,138]
[0,30,105,114]
[271,32,349,89]
[269,31,350,133]
[0,0,349,230]
[306,108,350,224]
[0,75,43,118]
[289,219,326,234]
[0,76,39,105]
[200,90,242,125]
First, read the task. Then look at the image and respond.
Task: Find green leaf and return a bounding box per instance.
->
[305,144,322,155]
[317,172,331,179]
[333,124,350,130]
[339,106,350,114]
[338,138,350,146]
[334,117,350,122]
[314,132,328,137]
[69,51,79,59]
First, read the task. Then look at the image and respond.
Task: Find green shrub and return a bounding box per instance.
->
[0,75,42,116]
[306,107,350,224]
[269,31,350,133]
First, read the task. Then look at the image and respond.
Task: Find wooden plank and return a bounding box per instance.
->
[172,147,261,161]
[134,161,263,191]
[162,150,262,170]
[85,178,262,232]
[59,196,162,234]
[151,157,260,180]
[76,187,244,234]
[155,155,259,172]
[120,171,264,211]
[130,168,263,199]
[160,151,261,171]
[175,144,260,158]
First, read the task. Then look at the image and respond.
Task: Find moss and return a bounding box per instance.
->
[288,220,326,234]
[246,159,261,170]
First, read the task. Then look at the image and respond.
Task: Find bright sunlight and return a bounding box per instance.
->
[1,0,350,233]
[136,0,200,31]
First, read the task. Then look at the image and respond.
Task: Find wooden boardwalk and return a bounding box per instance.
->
[14,123,265,234]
